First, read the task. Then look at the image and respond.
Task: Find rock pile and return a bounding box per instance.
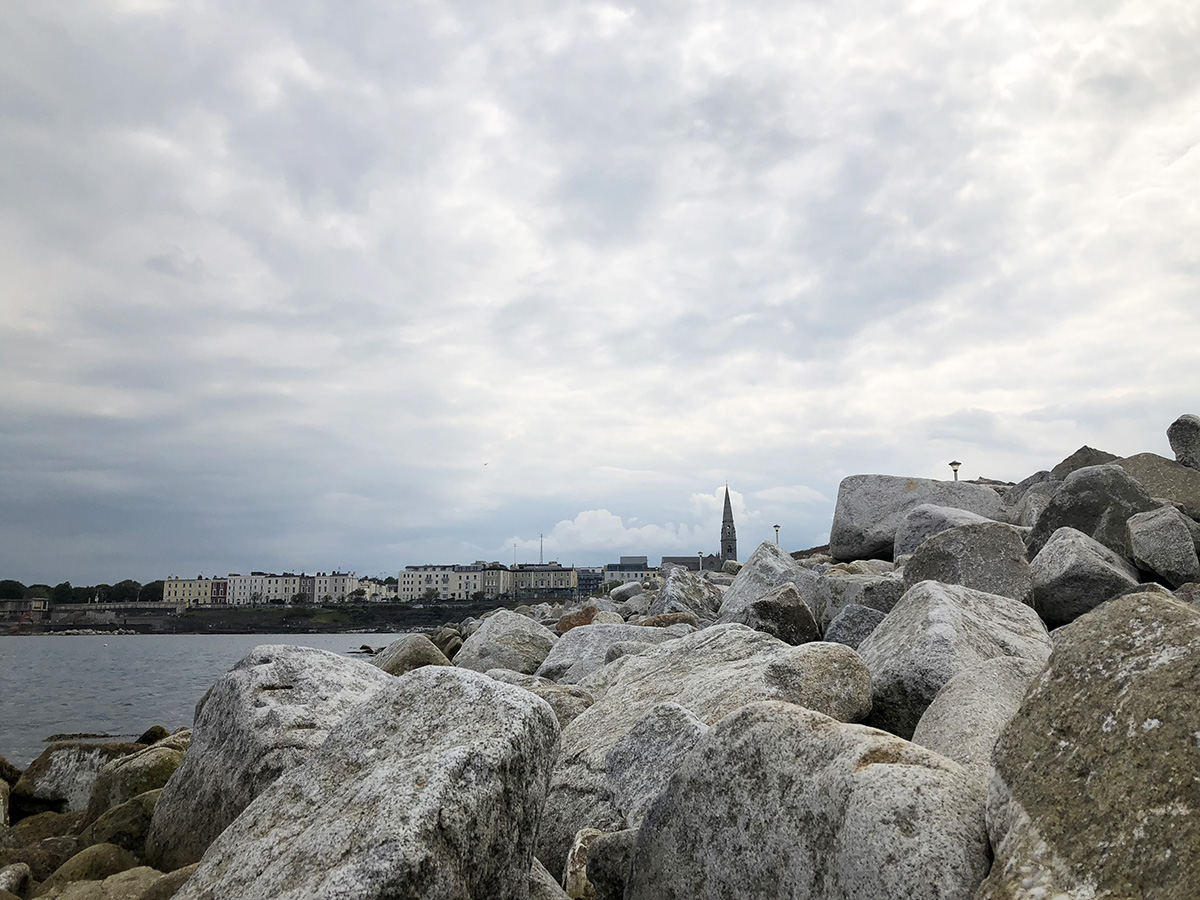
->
[3,415,1200,899]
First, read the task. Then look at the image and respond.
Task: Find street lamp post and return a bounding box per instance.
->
[949,460,961,481]
[773,524,780,545]
[698,551,703,572]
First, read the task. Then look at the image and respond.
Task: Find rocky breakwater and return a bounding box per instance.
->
[3,413,1200,899]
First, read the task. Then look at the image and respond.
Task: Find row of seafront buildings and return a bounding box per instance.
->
[161,554,722,608]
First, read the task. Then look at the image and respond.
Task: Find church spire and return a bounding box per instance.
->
[721,484,737,562]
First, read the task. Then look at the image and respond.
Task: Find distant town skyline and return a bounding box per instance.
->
[2,1,1194,585]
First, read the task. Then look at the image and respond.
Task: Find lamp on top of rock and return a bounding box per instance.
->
[774,524,781,544]
[949,460,961,481]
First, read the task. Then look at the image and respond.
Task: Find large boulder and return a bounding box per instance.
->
[980,592,1200,899]
[1007,478,1063,528]
[453,609,558,675]
[35,843,140,897]
[822,604,887,649]
[145,644,393,871]
[485,670,595,728]
[645,567,723,622]
[534,624,692,685]
[1050,445,1119,479]
[717,541,821,621]
[1030,526,1141,627]
[175,667,560,900]
[83,744,182,828]
[1026,463,1158,557]
[892,504,993,558]
[716,582,819,645]
[830,474,1004,561]
[910,656,1044,780]
[1126,505,1200,587]
[78,788,161,857]
[813,571,905,628]
[370,633,452,676]
[605,702,709,829]
[1116,451,1200,520]
[11,742,144,818]
[901,521,1033,605]
[540,625,872,873]
[625,702,989,900]
[857,581,1051,739]
[1167,413,1200,470]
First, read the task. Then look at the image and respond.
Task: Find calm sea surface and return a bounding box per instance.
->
[0,633,410,768]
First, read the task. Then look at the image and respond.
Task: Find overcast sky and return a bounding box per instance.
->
[2,0,1197,585]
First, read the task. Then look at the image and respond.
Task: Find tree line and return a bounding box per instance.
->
[0,579,165,604]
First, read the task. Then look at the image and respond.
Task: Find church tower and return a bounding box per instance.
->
[721,485,737,562]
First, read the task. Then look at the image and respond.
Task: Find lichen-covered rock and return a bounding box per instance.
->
[37,864,162,899]
[83,746,181,828]
[858,581,1051,739]
[823,603,887,649]
[902,521,1033,605]
[562,828,605,900]
[815,571,906,627]
[174,667,560,900]
[911,657,1044,780]
[36,843,140,897]
[1126,505,1200,588]
[137,863,199,900]
[716,582,819,645]
[0,863,32,898]
[1030,526,1141,628]
[534,624,691,685]
[605,703,709,829]
[430,626,463,660]
[1027,463,1158,557]
[1050,445,1119,479]
[0,779,8,829]
[539,625,872,873]
[892,504,994,558]
[831,474,1004,561]
[370,633,452,676]
[530,858,570,900]
[11,743,144,818]
[646,567,723,622]
[0,757,20,788]
[586,829,636,900]
[79,789,161,857]
[1116,452,1200,520]
[717,541,821,623]
[609,582,643,603]
[1167,413,1200,471]
[637,611,698,628]
[145,645,393,871]
[979,592,1200,900]
[453,609,558,675]
[0,835,79,883]
[625,702,989,900]
[486,669,595,728]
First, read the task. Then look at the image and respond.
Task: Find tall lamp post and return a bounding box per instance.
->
[949,460,961,481]
[773,524,780,544]
[697,551,703,572]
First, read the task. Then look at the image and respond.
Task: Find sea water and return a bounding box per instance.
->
[0,633,409,767]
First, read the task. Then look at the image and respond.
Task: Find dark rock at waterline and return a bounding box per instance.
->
[135,726,170,746]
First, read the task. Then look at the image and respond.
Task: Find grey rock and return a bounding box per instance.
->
[815,571,906,628]
[1116,451,1200,520]
[0,779,7,829]
[893,504,993,558]
[486,669,595,728]
[1167,413,1200,471]
[0,863,32,898]
[646,567,723,622]
[562,828,605,900]
[716,582,819,645]
[587,829,635,900]
[530,858,570,900]
[979,592,1200,900]
[831,474,1004,561]
[1126,505,1200,587]
[1176,581,1200,608]
[911,657,1044,780]
[453,609,558,675]
[78,788,161,858]
[83,745,182,828]
[609,582,643,602]
[626,702,989,900]
[721,559,742,575]
[1050,445,1119,479]
[823,604,888,649]
[11,742,144,817]
[371,634,452,676]
[591,610,624,625]
[430,627,462,660]
[717,541,821,623]
[145,645,393,871]
[1027,463,1158,557]
[858,581,1051,739]
[902,521,1033,605]
[534,624,692,685]
[605,703,709,828]
[35,842,140,896]
[1009,478,1062,528]
[1030,526,1141,627]
[175,667,560,900]
[539,626,872,874]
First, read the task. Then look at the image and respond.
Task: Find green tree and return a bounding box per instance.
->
[109,580,142,604]
[0,580,26,600]
[349,587,366,599]
[140,580,164,602]
[290,592,310,606]
[384,576,397,585]
[24,584,52,599]
[52,582,73,604]
[421,587,439,602]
